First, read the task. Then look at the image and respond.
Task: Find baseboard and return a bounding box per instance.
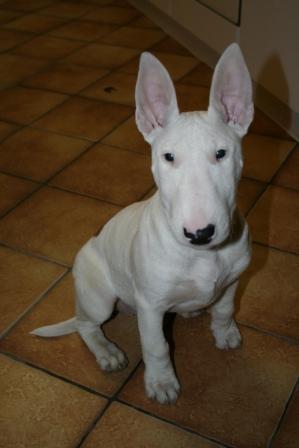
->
[130,0,299,141]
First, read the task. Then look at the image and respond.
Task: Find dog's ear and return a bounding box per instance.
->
[208,43,254,137]
[135,52,179,143]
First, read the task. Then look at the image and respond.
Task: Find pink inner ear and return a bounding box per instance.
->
[221,94,247,125]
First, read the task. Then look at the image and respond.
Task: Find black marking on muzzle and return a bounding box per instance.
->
[183,225,215,246]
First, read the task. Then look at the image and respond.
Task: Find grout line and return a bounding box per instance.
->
[76,400,113,448]
[237,321,299,347]
[0,268,70,340]
[112,358,142,398]
[48,184,126,208]
[76,358,144,447]
[0,240,71,267]
[267,378,299,447]
[251,240,299,257]
[115,398,233,448]
[0,350,109,399]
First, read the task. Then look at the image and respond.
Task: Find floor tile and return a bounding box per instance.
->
[175,83,209,112]
[274,146,299,190]
[0,274,142,395]
[39,1,94,18]
[50,144,153,205]
[1,0,52,12]
[150,36,192,56]
[50,20,116,41]
[81,71,136,105]
[236,244,299,341]
[0,354,106,448]
[130,15,160,29]
[82,402,219,448]
[0,28,33,51]
[237,178,265,216]
[0,245,65,335]
[0,121,18,142]
[0,9,23,25]
[100,26,165,49]
[0,173,38,216]
[242,134,295,182]
[250,108,292,140]
[0,87,67,125]
[65,42,139,69]
[119,51,198,81]
[120,315,299,448]
[180,62,213,88]
[34,96,133,141]
[23,62,107,94]
[83,6,140,25]
[272,385,299,448]
[13,34,85,59]
[0,127,91,181]
[247,185,299,254]
[0,53,48,87]
[102,115,148,154]
[4,12,65,33]
[0,186,120,265]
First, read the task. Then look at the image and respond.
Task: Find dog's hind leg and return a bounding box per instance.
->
[73,246,128,372]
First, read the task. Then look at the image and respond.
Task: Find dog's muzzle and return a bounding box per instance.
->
[183,224,215,245]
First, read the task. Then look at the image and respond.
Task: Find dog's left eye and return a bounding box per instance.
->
[164,153,175,162]
[215,149,226,161]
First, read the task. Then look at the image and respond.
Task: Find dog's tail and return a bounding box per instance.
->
[30,317,76,337]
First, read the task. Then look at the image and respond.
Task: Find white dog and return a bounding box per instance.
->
[32,43,253,404]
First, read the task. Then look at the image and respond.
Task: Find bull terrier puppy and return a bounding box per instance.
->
[32,43,254,404]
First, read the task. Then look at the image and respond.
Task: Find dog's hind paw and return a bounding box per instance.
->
[96,343,128,372]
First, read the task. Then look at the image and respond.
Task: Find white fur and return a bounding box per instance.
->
[31,43,253,404]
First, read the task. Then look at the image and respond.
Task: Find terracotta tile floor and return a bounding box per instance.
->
[0,1,298,447]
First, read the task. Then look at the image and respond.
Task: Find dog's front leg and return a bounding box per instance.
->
[137,307,180,404]
[210,281,242,350]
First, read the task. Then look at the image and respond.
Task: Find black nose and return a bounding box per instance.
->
[184,224,215,245]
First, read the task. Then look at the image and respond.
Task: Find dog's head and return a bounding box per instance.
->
[135,43,254,248]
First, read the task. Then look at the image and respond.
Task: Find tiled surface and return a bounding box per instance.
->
[12,34,85,59]
[0,127,91,181]
[0,354,106,448]
[33,96,133,141]
[50,144,153,206]
[100,25,165,49]
[120,316,299,448]
[272,384,299,448]
[0,274,141,395]
[65,42,139,69]
[23,63,108,94]
[0,87,67,125]
[82,401,219,448]
[248,185,299,254]
[119,50,199,81]
[0,245,66,335]
[274,146,299,190]
[81,71,136,105]
[0,173,38,216]
[0,187,120,265]
[0,1,298,447]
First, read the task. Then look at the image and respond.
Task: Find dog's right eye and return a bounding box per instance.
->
[164,153,175,162]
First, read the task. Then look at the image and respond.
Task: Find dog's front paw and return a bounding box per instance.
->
[213,320,242,350]
[145,370,180,404]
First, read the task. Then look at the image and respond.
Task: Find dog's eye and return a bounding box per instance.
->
[215,149,226,161]
[164,153,175,162]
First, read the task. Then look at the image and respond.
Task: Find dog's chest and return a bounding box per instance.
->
[163,256,227,312]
